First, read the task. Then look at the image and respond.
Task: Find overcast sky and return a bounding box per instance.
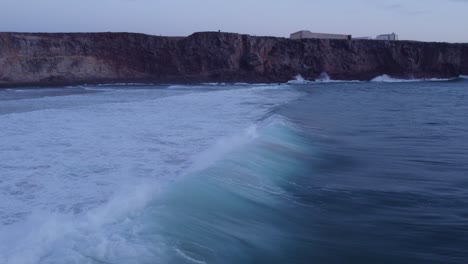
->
[0,0,467,42]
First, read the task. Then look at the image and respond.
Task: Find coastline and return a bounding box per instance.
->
[1,74,466,90]
[0,31,467,88]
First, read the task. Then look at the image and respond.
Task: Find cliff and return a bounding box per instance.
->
[0,32,467,87]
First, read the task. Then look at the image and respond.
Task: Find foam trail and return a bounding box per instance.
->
[174,248,207,264]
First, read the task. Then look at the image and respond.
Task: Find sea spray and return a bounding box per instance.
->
[287,72,362,84]
[287,74,313,84]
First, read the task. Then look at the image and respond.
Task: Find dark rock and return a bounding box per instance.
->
[0,31,467,87]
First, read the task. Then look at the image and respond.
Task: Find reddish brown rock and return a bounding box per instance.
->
[0,31,467,87]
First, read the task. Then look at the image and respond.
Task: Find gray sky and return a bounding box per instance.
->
[1,0,467,42]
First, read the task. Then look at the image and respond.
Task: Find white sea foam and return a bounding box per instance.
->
[371,74,453,82]
[96,83,155,86]
[0,85,301,263]
[287,74,314,84]
[315,72,361,83]
[4,89,33,93]
[233,82,271,86]
[167,84,207,89]
[288,73,361,84]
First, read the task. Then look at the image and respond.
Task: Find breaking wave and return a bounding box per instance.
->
[287,74,314,84]
[371,74,454,83]
[288,73,361,84]
[0,84,302,264]
[288,73,465,84]
[138,113,313,264]
[315,72,361,83]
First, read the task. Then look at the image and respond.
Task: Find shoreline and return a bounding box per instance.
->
[1,74,466,90]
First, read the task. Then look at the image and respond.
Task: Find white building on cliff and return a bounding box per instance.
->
[376,33,399,41]
[290,30,351,40]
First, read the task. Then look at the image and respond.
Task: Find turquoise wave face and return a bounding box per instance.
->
[138,115,316,263]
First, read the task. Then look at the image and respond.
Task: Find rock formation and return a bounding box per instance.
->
[0,31,467,87]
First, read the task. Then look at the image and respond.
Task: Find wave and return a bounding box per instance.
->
[0,84,302,263]
[201,82,227,86]
[187,125,259,173]
[315,72,361,83]
[83,87,117,92]
[371,74,454,83]
[288,73,464,84]
[233,83,273,86]
[187,114,297,174]
[167,84,221,89]
[201,82,273,86]
[138,112,313,263]
[288,73,361,84]
[96,83,156,87]
[287,74,314,84]
[168,83,284,90]
[3,88,37,93]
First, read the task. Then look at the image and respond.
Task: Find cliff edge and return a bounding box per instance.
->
[0,32,467,87]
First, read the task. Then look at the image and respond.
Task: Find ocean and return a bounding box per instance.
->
[1,77,467,264]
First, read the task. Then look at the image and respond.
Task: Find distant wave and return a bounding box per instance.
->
[4,89,32,93]
[167,84,214,89]
[83,87,117,92]
[288,73,361,84]
[287,75,314,85]
[200,82,277,87]
[201,82,227,86]
[96,83,156,87]
[288,73,465,84]
[371,74,455,83]
[315,72,361,83]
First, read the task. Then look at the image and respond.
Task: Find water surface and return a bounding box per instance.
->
[0,79,467,263]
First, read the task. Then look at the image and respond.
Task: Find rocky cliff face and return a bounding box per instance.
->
[0,32,467,87]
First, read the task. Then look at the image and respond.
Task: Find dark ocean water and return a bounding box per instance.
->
[274,80,468,263]
[0,78,467,263]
